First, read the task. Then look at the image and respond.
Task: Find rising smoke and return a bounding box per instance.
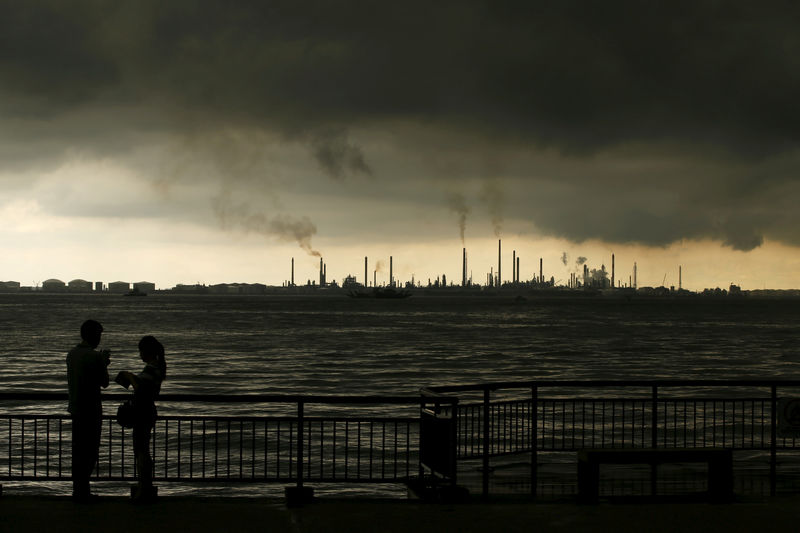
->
[311,128,372,181]
[561,252,568,266]
[212,192,321,256]
[446,192,470,244]
[480,179,504,237]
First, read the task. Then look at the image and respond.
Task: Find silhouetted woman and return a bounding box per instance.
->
[115,335,166,502]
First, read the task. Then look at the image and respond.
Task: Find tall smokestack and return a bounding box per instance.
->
[516,257,520,284]
[462,248,466,287]
[512,250,516,284]
[539,258,543,284]
[679,265,682,290]
[323,263,326,286]
[291,257,294,286]
[498,239,501,288]
[390,256,393,287]
[374,270,376,288]
[611,254,615,289]
[319,257,323,286]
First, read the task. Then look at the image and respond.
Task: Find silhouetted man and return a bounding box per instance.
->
[67,319,110,502]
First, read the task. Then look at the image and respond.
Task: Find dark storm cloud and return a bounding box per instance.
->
[2,1,800,249]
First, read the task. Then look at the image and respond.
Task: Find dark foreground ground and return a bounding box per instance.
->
[3,495,800,533]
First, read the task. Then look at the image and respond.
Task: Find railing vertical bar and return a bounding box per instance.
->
[601,400,606,448]
[393,420,398,479]
[581,399,586,448]
[297,401,304,489]
[106,418,111,477]
[320,420,324,480]
[277,420,282,479]
[771,385,777,496]
[227,420,232,478]
[33,418,38,478]
[405,421,409,479]
[46,418,50,477]
[531,385,538,498]
[369,420,373,479]
[59,418,63,477]
[21,419,25,477]
[178,420,182,479]
[332,420,337,480]
[190,420,194,479]
[482,387,490,499]
[162,420,167,479]
[722,401,727,446]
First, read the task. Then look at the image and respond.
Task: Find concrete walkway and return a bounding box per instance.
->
[3,495,800,533]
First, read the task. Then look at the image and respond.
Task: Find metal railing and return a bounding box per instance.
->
[425,380,800,498]
[4,381,800,499]
[0,393,421,491]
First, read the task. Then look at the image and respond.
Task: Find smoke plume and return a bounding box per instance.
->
[311,129,372,181]
[212,192,321,256]
[561,252,568,266]
[480,179,504,237]
[446,192,470,244]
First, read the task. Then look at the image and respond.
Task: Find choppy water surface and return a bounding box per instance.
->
[3,293,800,497]
[4,293,800,402]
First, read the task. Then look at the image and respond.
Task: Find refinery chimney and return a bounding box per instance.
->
[462,248,466,287]
[291,257,294,286]
[512,250,516,284]
[319,257,323,286]
[497,240,501,288]
[611,254,615,289]
[539,258,543,284]
[390,256,393,287]
[679,265,682,290]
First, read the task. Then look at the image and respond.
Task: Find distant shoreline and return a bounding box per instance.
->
[2,287,800,299]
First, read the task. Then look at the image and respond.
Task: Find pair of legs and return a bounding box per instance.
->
[71,414,101,500]
[133,423,155,498]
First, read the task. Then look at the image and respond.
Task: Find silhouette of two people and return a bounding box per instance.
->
[67,320,165,503]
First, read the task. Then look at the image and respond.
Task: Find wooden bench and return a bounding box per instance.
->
[577,448,733,503]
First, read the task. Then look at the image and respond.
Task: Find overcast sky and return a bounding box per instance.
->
[2,1,799,290]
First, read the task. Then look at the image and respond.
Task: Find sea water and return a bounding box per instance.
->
[3,293,800,496]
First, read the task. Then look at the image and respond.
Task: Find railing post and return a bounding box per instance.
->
[285,399,313,505]
[651,385,658,449]
[450,398,459,486]
[651,384,658,496]
[531,385,538,498]
[482,387,490,499]
[771,385,777,496]
[297,400,304,490]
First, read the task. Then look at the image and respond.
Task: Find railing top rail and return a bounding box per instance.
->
[426,379,800,393]
[0,392,422,404]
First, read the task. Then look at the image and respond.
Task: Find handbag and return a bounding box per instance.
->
[116,398,135,428]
